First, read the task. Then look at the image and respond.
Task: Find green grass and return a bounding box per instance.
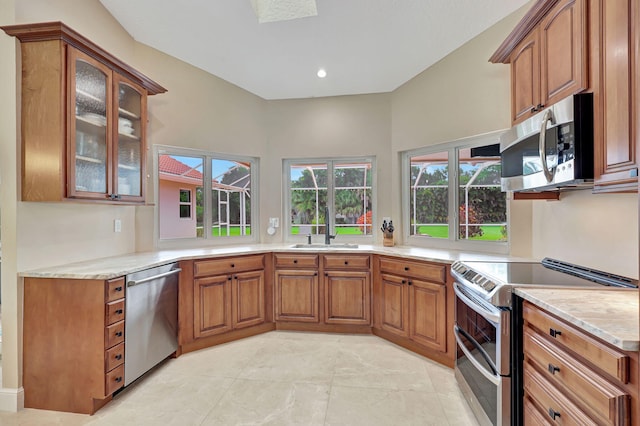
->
[417,225,506,241]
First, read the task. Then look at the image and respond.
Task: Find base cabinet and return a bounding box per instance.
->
[191,255,267,340]
[323,254,371,326]
[523,301,638,424]
[23,276,126,414]
[274,269,320,322]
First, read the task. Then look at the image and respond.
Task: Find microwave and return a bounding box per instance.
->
[500,93,594,192]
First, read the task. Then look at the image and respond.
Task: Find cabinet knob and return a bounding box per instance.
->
[230,263,235,268]
[404,266,409,271]
[407,281,412,286]
[115,331,123,337]
[401,280,406,284]
[234,276,238,280]
[548,363,560,375]
[547,408,560,420]
[114,286,123,292]
[228,276,232,281]
[115,377,123,383]
[549,328,562,338]
[115,309,123,315]
[115,354,122,360]
[314,272,318,276]
[325,273,328,277]
[293,259,298,264]
[344,261,349,265]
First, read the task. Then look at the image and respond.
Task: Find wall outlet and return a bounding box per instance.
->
[114,219,122,233]
[269,217,280,228]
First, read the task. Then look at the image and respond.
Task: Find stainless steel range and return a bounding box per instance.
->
[450,258,637,426]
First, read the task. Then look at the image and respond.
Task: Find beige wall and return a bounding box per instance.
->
[263,94,392,243]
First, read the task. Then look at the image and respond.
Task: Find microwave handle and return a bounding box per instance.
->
[539,108,555,183]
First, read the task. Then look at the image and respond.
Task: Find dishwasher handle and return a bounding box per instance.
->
[127,268,182,287]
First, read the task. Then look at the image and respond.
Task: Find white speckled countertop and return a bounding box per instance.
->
[515,288,639,351]
[19,243,532,280]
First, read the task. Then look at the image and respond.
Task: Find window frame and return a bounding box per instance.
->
[178,189,192,219]
[154,145,259,248]
[401,131,509,254]
[283,156,376,242]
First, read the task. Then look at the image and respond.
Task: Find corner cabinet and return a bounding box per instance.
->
[1,22,166,203]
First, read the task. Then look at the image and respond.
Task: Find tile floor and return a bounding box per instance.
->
[0,331,480,425]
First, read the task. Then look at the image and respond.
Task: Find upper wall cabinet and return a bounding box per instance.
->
[492,0,587,125]
[1,22,166,203]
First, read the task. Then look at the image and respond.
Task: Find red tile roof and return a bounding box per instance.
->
[159,155,203,179]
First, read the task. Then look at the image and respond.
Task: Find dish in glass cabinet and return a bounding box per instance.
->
[80,113,107,127]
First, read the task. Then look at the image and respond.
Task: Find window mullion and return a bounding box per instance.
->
[449,149,458,242]
[327,161,335,236]
[203,155,213,239]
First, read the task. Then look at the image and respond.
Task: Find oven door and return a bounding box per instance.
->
[454,283,511,426]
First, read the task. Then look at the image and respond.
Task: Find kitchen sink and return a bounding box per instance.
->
[290,243,359,249]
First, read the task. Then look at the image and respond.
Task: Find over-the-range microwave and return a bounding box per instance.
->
[500,93,594,192]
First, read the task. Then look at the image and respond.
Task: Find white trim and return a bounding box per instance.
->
[0,387,24,412]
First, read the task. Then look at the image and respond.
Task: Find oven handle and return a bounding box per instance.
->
[453,282,501,324]
[454,325,501,386]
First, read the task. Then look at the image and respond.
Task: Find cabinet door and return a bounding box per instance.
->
[409,279,447,352]
[379,274,409,338]
[540,0,587,107]
[194,275,232,338]
[593,0,639,192]
[324,270,371,325]
[274,270,319,322]
[113,75,146,202]
[232,270,265,329]
[68,48,113,200]
[510,29,540,124]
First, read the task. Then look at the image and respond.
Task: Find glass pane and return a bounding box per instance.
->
[158,155,204,239]
[458,148,507,241]
[334,162,372,235]
[74,60,108,193]
[117,83,142,196]
[211,159,251,237]
[179,204,191,218]
[409,152,449,238]
[290,164,328,235]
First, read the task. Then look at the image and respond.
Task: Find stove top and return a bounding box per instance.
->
[451,258,637,307]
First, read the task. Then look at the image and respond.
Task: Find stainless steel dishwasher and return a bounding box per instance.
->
[125,262,180,386]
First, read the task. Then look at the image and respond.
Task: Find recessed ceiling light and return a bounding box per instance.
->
[317,69,327,78]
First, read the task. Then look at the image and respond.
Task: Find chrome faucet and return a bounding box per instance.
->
[324,206,336,245]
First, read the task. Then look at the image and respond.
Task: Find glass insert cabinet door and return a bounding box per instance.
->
[70,49,111,198]
[114,75,146,200]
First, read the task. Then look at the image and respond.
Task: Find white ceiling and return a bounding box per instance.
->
[99,0,529,100]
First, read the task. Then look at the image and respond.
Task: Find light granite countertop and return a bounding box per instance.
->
[19,243,532,280]
[515,288,640,351]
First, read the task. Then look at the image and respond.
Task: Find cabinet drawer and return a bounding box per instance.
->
[105,364,125,396]
[105,299,125,326]
[524,395,553,426]
[106,277,126,302]
[194,255,265,277]
[105,342,125,372]
[105,321,125,348]
[323,254,370,270]
[524,364,598,425]
[274,253,318,268]
[524,328,629,424]
[523,302,629,383]
[378,257,446,283]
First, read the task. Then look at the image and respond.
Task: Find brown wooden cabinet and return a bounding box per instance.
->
[491,0,587,125]
[274,253,320,322]
[23,276,126,414]
[193,255,266,338]
[590,0,640,192]
[323,254,371,326]
[0,22,165,203]
[375,257,448,355]
[523,301,638,424]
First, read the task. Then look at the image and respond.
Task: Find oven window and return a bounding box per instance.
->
[456,296,499,425]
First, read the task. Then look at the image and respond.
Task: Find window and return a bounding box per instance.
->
[285,158,375,239]
[403,132,507,251]
[157,147,258,242]
[179,189,192,218]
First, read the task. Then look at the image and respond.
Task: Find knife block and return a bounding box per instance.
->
[383,231,394,247]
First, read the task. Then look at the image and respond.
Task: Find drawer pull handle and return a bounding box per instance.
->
[549,328,562,338]
[230,263,235,268]
[344,261,348,265]
[115,309,123,315]
[115,331,123,337]
[228,276,232,281]
[115,354,122,360]
[293,259,298,264]
[114,286,123,292]
[408,281,412,286]
[115,377,123,383]
[404,267,409,271]
[401,280,406,284]
[548,363,560,375]
[314,272,318,276]
[548,408,560,420]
